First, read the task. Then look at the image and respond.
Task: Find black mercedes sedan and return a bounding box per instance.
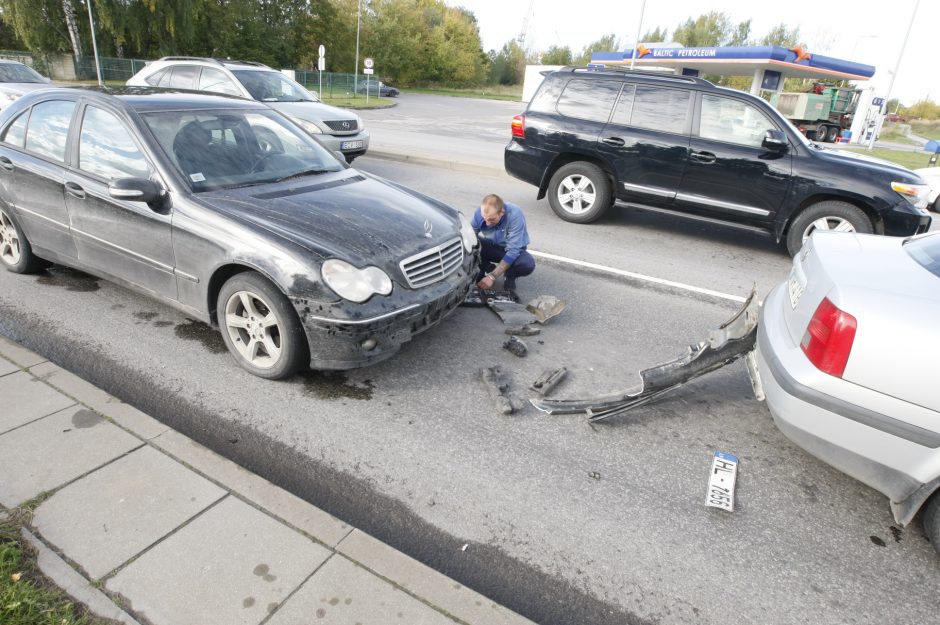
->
[0,88,478,378]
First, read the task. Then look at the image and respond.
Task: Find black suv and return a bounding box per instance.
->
[505,67,932,255]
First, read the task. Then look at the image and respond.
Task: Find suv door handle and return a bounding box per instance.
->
[64,181,86,200]
[690,150,716,164]
[0,156,13,172]
[601,136,625,147]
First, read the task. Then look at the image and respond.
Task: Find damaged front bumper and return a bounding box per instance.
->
[532,288,759,421]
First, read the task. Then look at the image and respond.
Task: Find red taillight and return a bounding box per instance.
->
[511,114,525,139]
[800,297,857,378]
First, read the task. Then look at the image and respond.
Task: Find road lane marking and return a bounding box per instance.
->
[529,250,748,303]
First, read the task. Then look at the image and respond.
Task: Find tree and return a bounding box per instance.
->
[672,12,730,47]
[0,0,83,55]
[573,34,619,65]
[488,39,525,84]
[760,23,800,47]
[640,27,667,43]
[540,44,571,65]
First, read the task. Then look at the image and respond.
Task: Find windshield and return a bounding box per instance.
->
[141,108,344,193]
[904,233,940,278]
[231,69,318,103]
[0,62,45,84]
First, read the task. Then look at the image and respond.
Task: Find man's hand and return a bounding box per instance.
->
[477,274,496,289]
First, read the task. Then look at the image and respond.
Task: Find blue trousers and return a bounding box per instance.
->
[478,239,535,283]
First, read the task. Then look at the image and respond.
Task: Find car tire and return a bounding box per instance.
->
[0,206,49,274]
[932,197,940,213]
[547,162,612,224]
[924,490,940,556]
[826,126,840,143]
[345,155,356,164]
[217,272,309,379]
[814,127,829,142]
[785,201,873,256]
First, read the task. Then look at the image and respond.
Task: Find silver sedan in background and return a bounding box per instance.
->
[754,231,940,554]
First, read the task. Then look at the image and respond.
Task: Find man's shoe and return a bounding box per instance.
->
[504,276,516,290]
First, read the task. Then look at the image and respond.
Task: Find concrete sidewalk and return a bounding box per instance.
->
[0,335,535,625]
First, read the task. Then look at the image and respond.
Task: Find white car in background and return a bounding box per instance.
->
[127,57,369,162]
[913,167,940,212]
[0,59,51,110]
[754,231,940,555]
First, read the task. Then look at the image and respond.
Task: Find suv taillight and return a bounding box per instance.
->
[511,114,525,139]
[800,297,857,377]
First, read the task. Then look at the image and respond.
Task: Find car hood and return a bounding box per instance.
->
[817,147,918,180]
[195,171,460,275]
[0,82,52,97]
[265,100,360,125]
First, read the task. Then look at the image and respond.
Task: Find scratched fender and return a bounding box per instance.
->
[531,287,759,422]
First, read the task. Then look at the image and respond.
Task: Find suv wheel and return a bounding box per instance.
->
[785,200,873,256]
[548,162,612,224]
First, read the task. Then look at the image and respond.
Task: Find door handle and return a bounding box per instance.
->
[64,181,86,199]
[690,150,716,164]
[601,136,626,147]
[0,156,13,172]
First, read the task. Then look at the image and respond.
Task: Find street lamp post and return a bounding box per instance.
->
[629,0,647,70]
[868,0,920,150]
[354,0,361,96]
[86,0,103,86]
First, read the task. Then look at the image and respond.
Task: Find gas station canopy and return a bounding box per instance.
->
[591,45,875,94]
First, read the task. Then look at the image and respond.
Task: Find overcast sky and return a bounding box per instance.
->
[446,0,935,105]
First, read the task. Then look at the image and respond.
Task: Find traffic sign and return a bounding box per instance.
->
[872,97,885,106]
[364,57,374,69]
[364,68,374,75]
[318,57,325,71]
[318,45,325,59]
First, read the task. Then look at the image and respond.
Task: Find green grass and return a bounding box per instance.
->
[319,95,396,109]
[910,121,940,141]
[877,124,918,145]
[406,85,522,101]
[0,511,110,625]
[842,147,934,170]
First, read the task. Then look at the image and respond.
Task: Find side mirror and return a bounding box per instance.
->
[762,130,788,151]
[109,177,167,205]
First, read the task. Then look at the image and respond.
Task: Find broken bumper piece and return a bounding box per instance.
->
[531,288,759,422]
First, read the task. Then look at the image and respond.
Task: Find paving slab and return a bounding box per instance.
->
[0,370,75,434]
[337,530,536,625]
[107,495,332,625]
[28,361,169,440]
[267,554,458,625]
[33,446,227,579]
[0,355,17,376]
[0,404,142,507]
[0,334,47,367]
[152,428,351,547]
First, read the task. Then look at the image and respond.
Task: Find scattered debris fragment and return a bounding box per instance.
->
[588,471,601,480]
[531,287,759,421]
[505,324,540,336]
[705,451,738,512]
[461,543,469,551]
[481,366,526,414]
[489,300,539,326]
[530,367,568,396]
[502,336,528,357]
[462,286,519,308]
[526,295,567,324]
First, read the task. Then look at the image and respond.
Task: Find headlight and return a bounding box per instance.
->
[290,116,322,134]
[891,181,930,210]
[321,259,392,303]
[458,212,478,252]
[357,117,366,131]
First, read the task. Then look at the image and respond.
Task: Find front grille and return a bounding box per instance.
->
[400,238,464,289]
[324,119,358,132]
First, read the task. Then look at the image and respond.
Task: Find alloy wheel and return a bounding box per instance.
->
[0,209,21,266]
[802,216,856,244]
[223,289,283,369]
[556,174,597,215]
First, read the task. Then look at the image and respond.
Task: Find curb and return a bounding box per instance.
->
[365,148,509,179]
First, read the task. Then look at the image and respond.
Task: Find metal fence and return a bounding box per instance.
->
[73,55,148,81]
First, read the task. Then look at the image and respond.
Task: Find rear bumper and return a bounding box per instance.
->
[756,284,940,507]
[504,140,551,190]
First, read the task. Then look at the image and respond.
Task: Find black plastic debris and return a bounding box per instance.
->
[505,324,541,336]
[530,367,568,396]
[502,336,528,357]
[531,287,759,422]
[481,366,526,415]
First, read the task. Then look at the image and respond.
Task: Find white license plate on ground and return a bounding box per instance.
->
[787,270,805,309]
[341,140,364,150]
[706,451,738,512]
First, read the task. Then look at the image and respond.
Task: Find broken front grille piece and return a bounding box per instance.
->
[531,287,759,422]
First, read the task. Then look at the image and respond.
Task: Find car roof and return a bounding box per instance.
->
[14,86,269,113]
[154,56,272,71]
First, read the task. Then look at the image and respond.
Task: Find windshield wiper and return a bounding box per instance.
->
[275,168,333,183]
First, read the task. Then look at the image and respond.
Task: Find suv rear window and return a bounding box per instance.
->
[556,79,621,123]
[905,234,940,278]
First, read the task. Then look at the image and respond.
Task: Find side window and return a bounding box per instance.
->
[699,94,776,147]
[198,68,240,96]
[78,105,153,180]
[1,110,29,147]
[629,86,691,135]
[144,68,168,86]
[167,65,198,89]
[609,84,637,126]
[556,79,621,123]
[527,77,563,114]
[24,100,75,161]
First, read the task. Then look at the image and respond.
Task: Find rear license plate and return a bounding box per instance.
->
[787,270,805,309]
[341,140,363,150]
[706,451,738,512]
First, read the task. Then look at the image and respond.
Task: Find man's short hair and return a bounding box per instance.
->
[481,193,505,215]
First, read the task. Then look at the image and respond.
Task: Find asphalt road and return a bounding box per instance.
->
[3,95,940,625]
